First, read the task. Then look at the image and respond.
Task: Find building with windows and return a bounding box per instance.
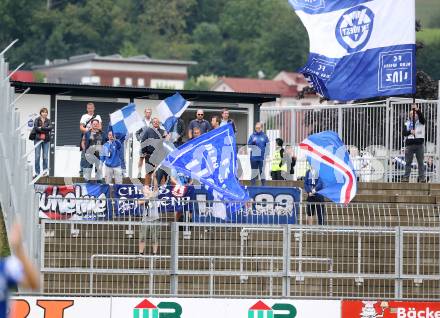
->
[211,71,321,106]
[33,53,196,89]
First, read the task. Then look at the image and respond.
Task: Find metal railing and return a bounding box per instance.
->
[35,196,440,227]
[0,42,39,266]
[260,99,440,182]
[39,198,440,299]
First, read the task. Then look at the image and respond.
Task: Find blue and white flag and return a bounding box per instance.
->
[289,0,416,101]
[162,124,248,216]
[110,103,144,137]
[157,92,190,132]
[300,131,357,204]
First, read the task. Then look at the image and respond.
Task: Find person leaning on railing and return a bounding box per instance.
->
[79,102,102,178]
[33,107,53,177]
[81,119,104,182]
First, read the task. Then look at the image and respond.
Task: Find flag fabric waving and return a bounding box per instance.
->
[289,0,416,101]
[162,124,248,213]
[300,131,357,204]
[156,92,191,132]
[109,103,144,137]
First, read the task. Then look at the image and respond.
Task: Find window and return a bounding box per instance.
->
[125,77,133,86]
[137,78,145,87]
[150,79,184,89]
[81,76,91,84]
[113,77,120,86]
[81,76,100,85]
[90,76,100,85]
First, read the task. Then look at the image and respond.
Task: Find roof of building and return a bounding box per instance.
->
[213,77,298,97]
[11,81,279,104]
[280,71,308,82]
[33,52,197,70]
[9,70,34,82]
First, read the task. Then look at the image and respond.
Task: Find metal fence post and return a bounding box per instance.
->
[385,98,391,182]
[337,106,343,137]
[436,81,440,181]
[170,222,179,295]
[283,224,291,297]
[395,226,403,299]
[291,109,297,145]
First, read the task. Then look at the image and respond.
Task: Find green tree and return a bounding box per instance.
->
[135,0,195,60]
[0,0,45,67]
[417,40,440,81]
[251,1,308,77]
[190,23,226,77]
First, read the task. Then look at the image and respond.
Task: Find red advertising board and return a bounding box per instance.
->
[342,300,440,318]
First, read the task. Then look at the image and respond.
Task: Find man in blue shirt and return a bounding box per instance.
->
[247,122,270,185]
[1,223,39,318]
[101,130,123,184]
[188,110,211,139]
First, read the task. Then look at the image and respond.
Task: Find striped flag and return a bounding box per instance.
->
[300,131,357,204]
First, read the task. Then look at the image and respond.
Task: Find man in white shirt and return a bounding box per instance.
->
[79,102,102,177]
[136,108,153,178]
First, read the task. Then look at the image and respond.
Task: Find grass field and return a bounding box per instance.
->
[417,28,440,44]
[416,0,440,26]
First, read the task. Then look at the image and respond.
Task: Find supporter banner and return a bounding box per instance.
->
[36,184,301,223]
[113,184,194,217]
[35,184,110,220]
[10,297,340,318]
[193,186,302,224]
[342,300,440,318]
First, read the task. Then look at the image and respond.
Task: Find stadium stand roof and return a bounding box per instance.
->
[11,81,279,104]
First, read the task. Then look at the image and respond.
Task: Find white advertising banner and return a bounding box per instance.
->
[112,298,341,318]
[10,296,341,318]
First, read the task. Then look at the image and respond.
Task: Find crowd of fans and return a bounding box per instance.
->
[32,102,436,186]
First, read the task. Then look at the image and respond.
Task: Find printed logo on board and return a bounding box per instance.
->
[336,5,375,53]
[133,299,182,318]
[378,50,413,91]
[248,300,297,318]
[342,300,440,318]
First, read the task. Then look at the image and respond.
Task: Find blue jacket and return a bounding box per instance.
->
[101,140,122,168]
[248,131,269,161]
[304,169,324,195]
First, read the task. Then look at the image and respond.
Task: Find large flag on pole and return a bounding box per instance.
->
[109,103,144,137]
[156,92,191,132]
[162,124,248,218]
[289,0,416,101]
[300,131,357,204]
